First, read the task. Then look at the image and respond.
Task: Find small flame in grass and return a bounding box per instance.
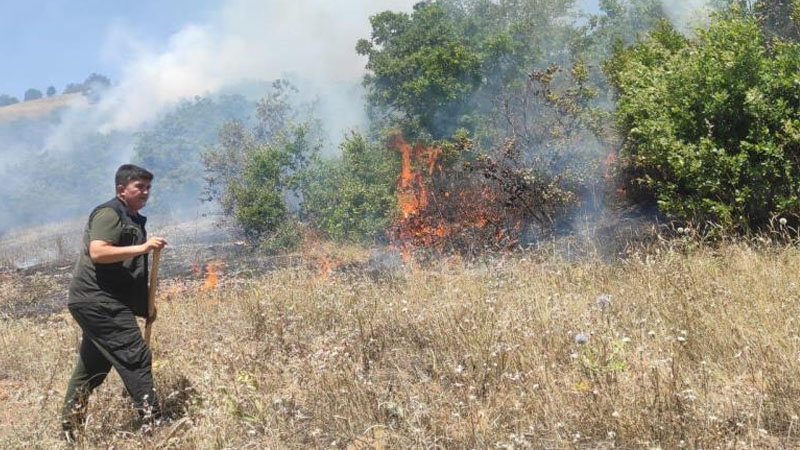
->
[604,151,628,198]
[604,151,616,180]
[202,262,219,291]
[319,255,335,280]
[299,229,342,280]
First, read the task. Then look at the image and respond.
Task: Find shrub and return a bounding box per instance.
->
[301,132,398,243]
[608,13,800,231]
[203,81,320,248]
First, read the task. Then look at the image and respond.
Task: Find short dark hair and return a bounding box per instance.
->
[115,164,154,187]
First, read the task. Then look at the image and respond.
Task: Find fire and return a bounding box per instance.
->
[388,131,512,257]
[202,262,219,291]
[603,151,628,198]
[393,131,440,218]
[299,229,341,280]
[319,254,335,280]
[604,151,616,180]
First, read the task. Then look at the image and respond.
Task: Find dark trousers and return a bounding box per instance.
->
[61,301,160,429]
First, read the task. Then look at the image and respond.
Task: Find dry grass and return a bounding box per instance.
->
[2,239,800,448]
[0,93,88,122]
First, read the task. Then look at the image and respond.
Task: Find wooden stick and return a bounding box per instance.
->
[145,248,162,347]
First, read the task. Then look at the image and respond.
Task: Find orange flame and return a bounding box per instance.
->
[604,151,616,180]
[202,262,219,291]
[319,255,335,280]
[389,131,522,256]
[394,132,433,218]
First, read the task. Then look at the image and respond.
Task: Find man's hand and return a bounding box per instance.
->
[144,236,168,252]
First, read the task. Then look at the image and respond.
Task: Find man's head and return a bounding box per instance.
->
[115,164,154,213]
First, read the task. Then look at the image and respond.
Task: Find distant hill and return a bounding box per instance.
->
[0,93,89,122]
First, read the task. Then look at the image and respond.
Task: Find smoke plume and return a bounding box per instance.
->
[659,0,716,34]
[0,0,414,233]
[97,0,414,132]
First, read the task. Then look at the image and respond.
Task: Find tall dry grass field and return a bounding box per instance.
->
[2,241,800,448]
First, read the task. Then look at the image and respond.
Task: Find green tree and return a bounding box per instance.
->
[0,94,19,106]
[357,0,578,139]
[357,2,483,138]
[46,86,56,97]
[608,12,800,231]
[203,80,320,247]
[23,88,43,101]
[301,132,398,243]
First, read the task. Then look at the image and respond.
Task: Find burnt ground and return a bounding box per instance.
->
[0,242,288,320]
[0,206,656,320]
[0,217,259,319]
[0,216,403,320]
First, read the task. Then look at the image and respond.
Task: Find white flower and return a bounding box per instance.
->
[574,333,589,345]
[596,294,612,309]
[780,217,788,226]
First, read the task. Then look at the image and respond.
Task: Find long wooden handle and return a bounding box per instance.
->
[145,248,162,347]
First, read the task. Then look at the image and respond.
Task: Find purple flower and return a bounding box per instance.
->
[596,294,611,309]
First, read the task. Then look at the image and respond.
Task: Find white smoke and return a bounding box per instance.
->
[0,0,417,233]
[96,0,416,133]
[659,0,715,34]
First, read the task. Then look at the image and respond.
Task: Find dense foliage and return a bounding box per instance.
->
[203,81,320,249]
[301,133,397,243]
[608,11,800,230]
[357,0,577,139]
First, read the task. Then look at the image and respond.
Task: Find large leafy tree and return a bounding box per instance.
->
[608,11,800,230]
[356,2,483,138]
[357,0,577,139]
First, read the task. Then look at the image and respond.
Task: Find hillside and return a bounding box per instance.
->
[0,93,88,122]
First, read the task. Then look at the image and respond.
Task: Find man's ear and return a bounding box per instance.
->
[115,184,125,196]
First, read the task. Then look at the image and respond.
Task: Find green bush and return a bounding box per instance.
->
[608,12,800,231]
[203,81,319,249]
[300,132,398,243]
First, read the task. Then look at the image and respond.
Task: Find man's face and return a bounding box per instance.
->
[116,178,151,212]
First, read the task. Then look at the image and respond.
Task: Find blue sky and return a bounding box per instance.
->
[0,0,219,97]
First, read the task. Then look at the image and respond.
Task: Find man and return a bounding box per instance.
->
[61,164,168,442]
